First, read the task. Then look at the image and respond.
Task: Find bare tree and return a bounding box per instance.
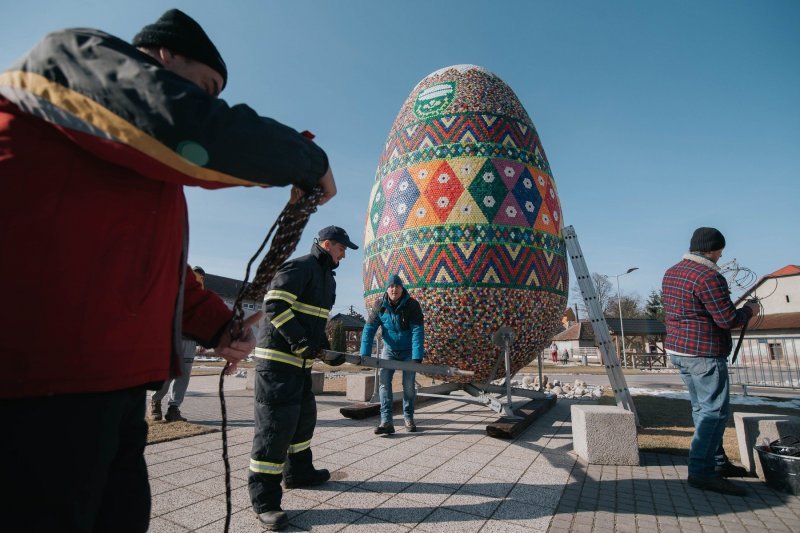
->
[570,272,614,318]
[605,293,645,318]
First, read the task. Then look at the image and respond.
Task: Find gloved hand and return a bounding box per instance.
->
[292,338,322,360]
[325,352,346,366]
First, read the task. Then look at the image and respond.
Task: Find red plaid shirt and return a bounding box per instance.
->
[662,254,753,357]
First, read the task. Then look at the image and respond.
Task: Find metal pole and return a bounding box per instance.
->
[613,267,638,369]
[503,338,513,409]
[616,275,627,368]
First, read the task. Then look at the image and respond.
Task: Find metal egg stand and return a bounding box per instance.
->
[327,325,556,438]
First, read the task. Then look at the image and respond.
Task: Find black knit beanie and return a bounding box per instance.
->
[132,9,227,89]
[690,227,726,252]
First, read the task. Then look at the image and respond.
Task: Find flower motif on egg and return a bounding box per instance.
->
[525,201,535,212]
[506,206,517,218]
[437,197,449,208]
[483,196,495,208]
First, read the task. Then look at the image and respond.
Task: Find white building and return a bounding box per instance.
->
[733,265,800,361]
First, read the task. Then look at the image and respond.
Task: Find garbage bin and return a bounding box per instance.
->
[755,437,800,496]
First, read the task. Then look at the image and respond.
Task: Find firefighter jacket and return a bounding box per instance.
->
[0,28,329,398]
[255,244,336,369]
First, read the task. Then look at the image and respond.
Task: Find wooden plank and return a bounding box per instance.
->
[339,391,443,420]
[485,396,557,439]
[339,402,380,419]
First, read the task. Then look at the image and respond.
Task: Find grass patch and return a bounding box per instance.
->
[146,420,218,444]
[599,394,798,462]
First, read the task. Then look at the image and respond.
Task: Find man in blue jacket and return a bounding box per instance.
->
[361,274,425,434]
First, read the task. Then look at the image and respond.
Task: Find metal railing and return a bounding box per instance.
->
[730,336,800,392]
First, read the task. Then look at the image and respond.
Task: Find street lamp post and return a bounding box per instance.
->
[614,267,639,367]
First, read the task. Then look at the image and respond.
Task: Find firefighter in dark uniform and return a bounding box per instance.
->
[249,226,357,530]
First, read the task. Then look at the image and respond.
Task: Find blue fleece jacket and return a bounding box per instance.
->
[360,291,424,360]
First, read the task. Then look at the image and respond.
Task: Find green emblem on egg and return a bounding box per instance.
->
[413,81,457,118]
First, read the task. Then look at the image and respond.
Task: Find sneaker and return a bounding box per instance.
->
[374,422,395,435]
[164,405,187,423]
[404,418,417,432]
[257,509,288,531]
[716,461,750,478]
[148,400,162,421]
[688,475,747,496]
[284,468,331,489]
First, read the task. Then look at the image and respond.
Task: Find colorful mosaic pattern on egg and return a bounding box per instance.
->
[363,65,568,383]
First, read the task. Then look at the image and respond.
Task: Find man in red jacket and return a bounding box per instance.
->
[0,9,336,533]
[662,227,757,497]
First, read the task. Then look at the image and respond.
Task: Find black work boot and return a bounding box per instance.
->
[688,475,747,496]
[283,449,330,489]
[250,473,287,530]
[257,509,288,531]
[148,399,162,421]
[404,417,417,432]
[716,461,750,478]
[374,422,395,435]
[164,405,187,422]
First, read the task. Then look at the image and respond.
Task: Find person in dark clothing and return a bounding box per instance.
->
[662,227,758,496]
[0,9,335,533]
[360,274,425,435]
[249,226,357,531]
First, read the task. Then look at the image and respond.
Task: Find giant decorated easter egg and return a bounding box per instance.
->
[362,65,567,382]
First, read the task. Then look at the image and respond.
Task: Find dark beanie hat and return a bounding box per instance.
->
[690,227,726,252]
[132,9,227,89]
[192,266,205,275]
[386,274,404,289]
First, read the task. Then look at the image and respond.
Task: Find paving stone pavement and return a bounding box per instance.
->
[146,376,800,532]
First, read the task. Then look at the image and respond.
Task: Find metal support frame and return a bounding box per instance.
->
[334,326,546,417]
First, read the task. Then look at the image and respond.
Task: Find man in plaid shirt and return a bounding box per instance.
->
[662,227,757,496]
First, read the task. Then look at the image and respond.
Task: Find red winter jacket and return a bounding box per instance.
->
[0,28,328,398]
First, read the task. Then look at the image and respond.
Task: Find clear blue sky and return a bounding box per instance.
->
[4,1,798,317]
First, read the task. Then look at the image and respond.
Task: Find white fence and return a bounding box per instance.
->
[730,336,800,391]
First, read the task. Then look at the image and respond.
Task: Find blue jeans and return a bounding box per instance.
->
[378,347,416,424]
[670,355,730,478]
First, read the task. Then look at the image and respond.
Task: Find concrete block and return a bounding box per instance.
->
[310,371,324,395]
[346,373,375,402]
[571,405,639,465]
[734,412,800,479]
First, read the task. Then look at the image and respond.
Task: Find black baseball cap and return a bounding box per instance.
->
[318,226,358,250]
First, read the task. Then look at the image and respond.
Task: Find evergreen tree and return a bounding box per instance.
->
[645,290,665,322]
[330,321,347,353]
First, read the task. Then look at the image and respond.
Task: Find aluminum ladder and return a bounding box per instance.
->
[563,225,640,426]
